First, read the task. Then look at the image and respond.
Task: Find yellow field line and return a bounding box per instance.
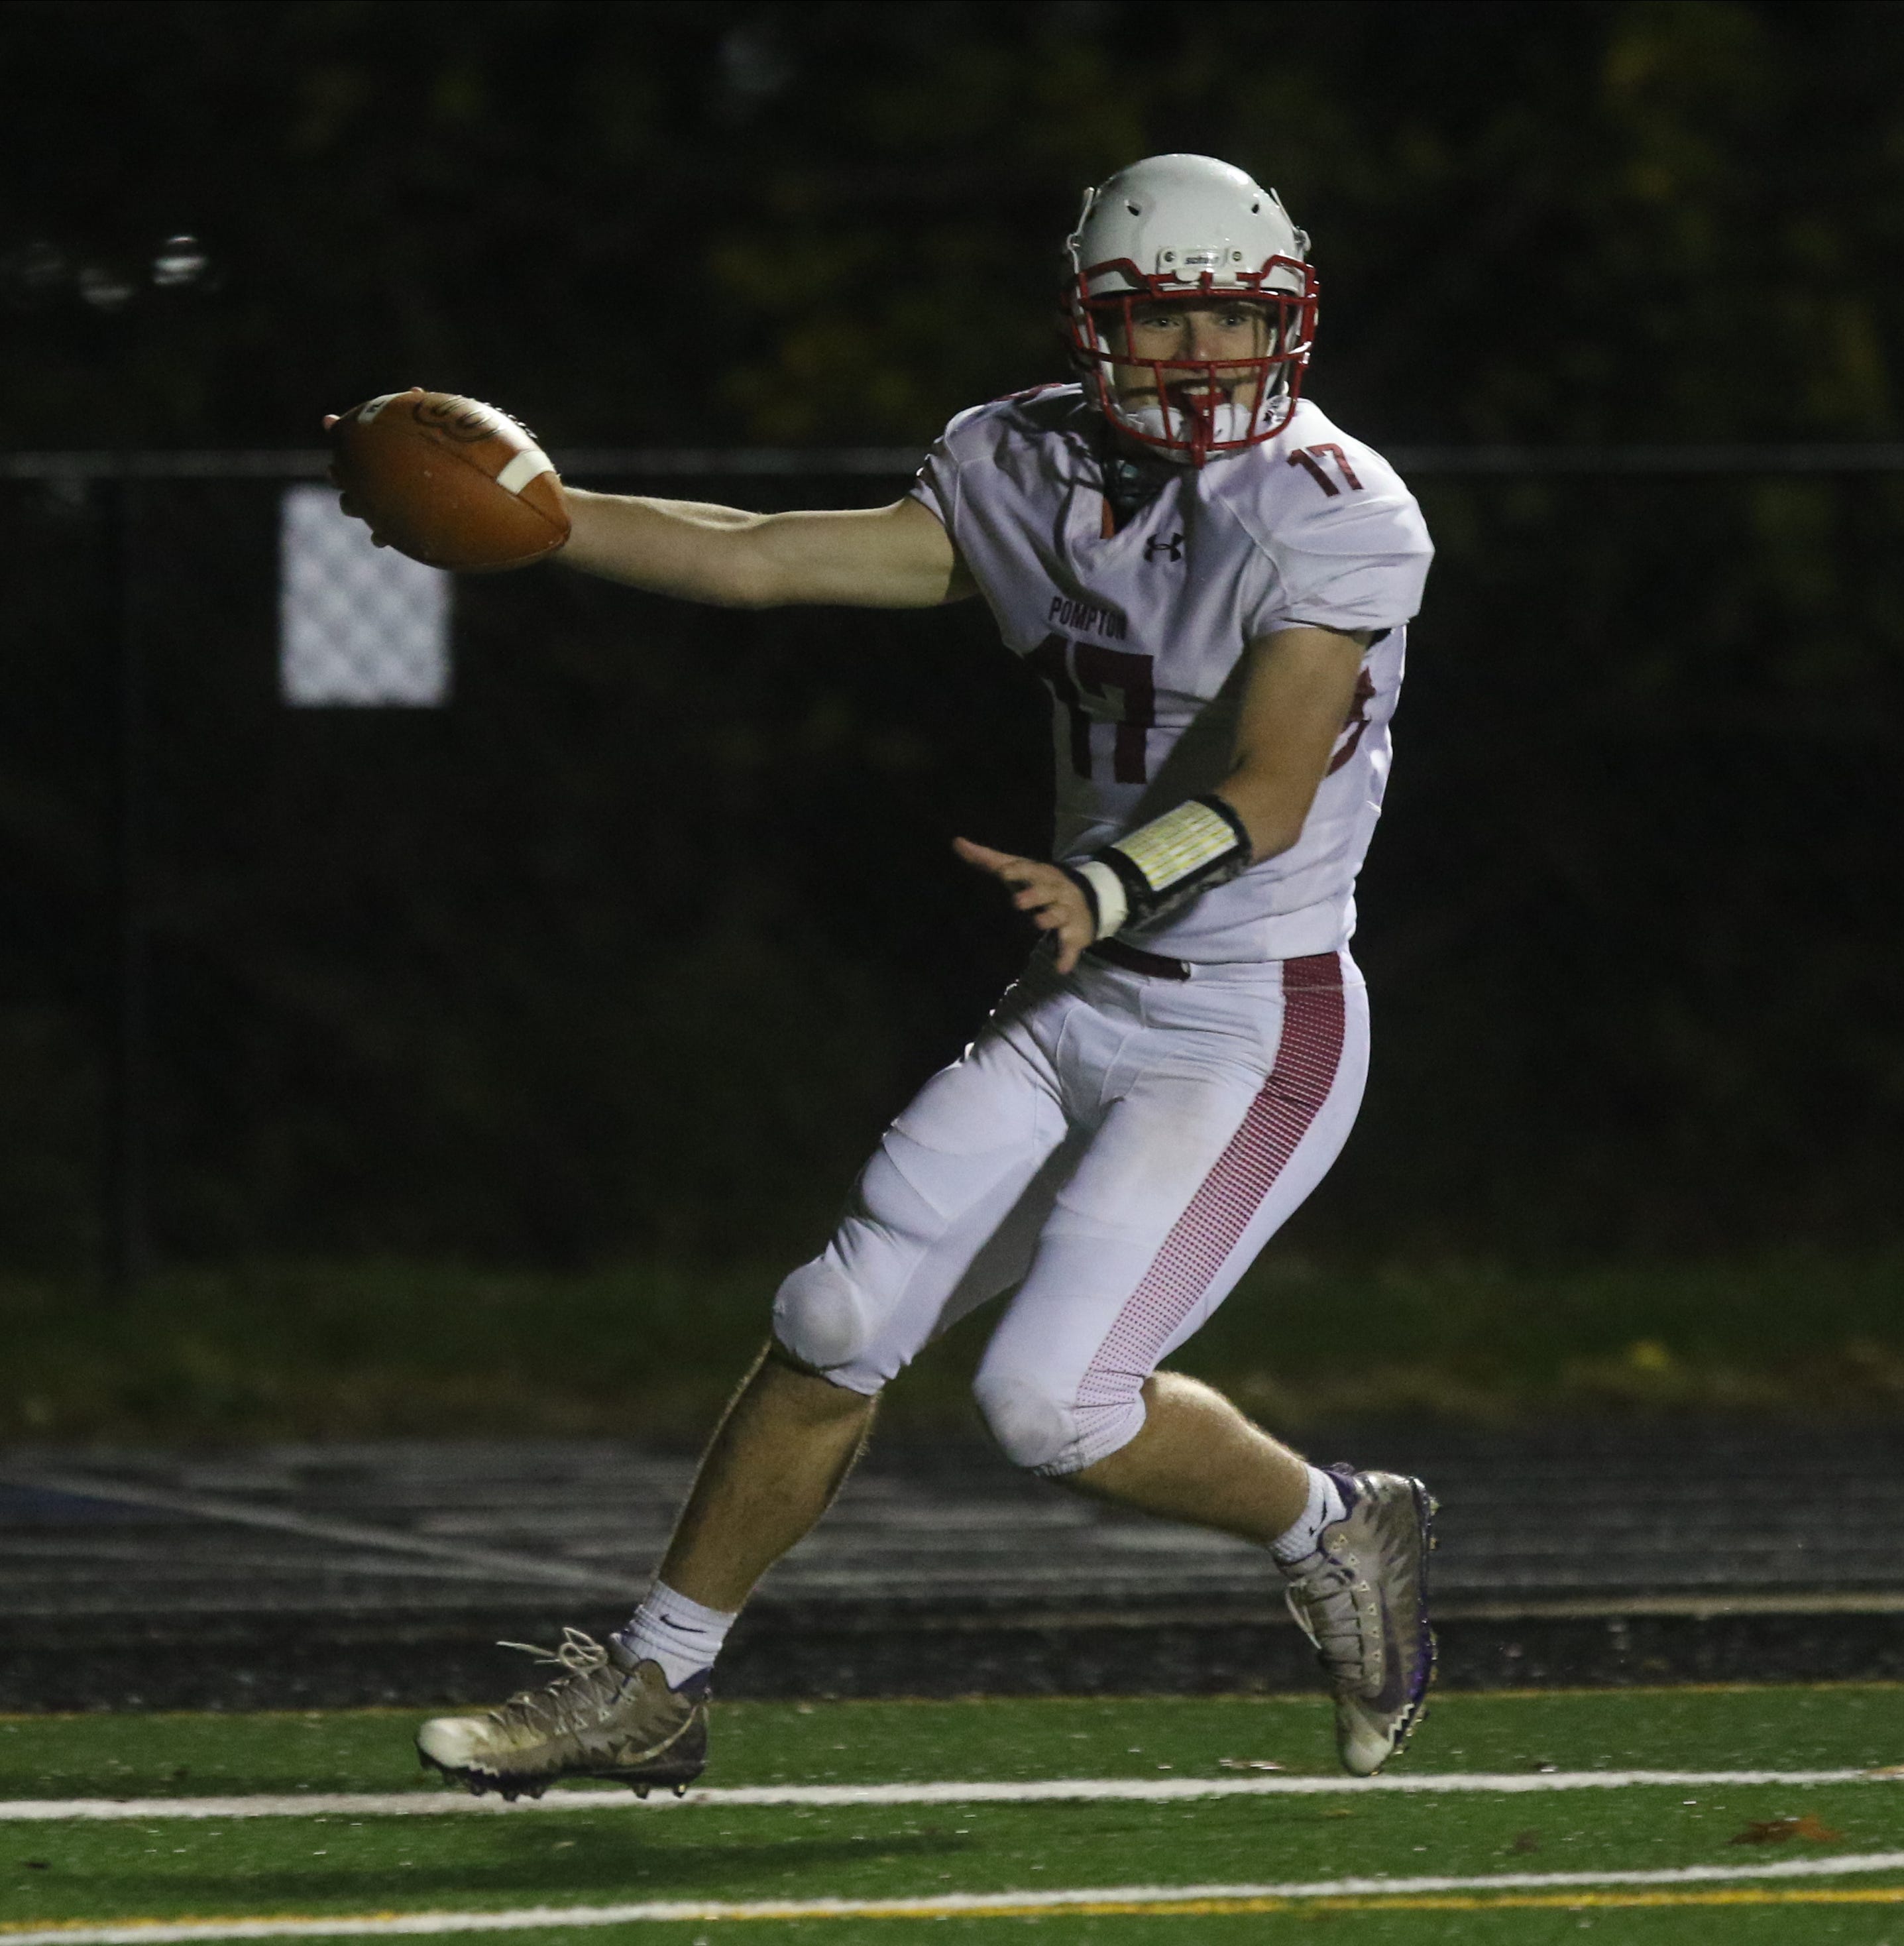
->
[942,1886,1904,1917]
[7,1883,1904,1937]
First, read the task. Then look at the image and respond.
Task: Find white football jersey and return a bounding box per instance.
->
[911,385,1433,962]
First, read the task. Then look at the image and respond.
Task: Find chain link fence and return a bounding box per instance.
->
[3,447,1901,1287]
[278,485,453,707]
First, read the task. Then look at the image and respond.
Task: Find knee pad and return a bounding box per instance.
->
[973,1367,1149,1476]
[972,1370,1083,1474]
[772,1256,877,1376]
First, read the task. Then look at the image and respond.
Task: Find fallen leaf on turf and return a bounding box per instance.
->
[1218,1758,1286,1772]
[1511,1830,1541,1853]
[1728,1814,1844,1845]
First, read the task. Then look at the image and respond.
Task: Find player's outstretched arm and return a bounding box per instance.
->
[559,490,974,610]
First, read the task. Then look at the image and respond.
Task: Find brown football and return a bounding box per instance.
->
[328,388,570,571]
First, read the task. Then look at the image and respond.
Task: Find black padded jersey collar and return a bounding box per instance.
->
[1099,440,1176,532]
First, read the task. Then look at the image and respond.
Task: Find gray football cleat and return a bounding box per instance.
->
[416,1628,708,1800]
[1282,1466,1437,1776]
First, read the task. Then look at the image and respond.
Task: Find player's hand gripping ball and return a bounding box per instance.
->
[327,388,570,571]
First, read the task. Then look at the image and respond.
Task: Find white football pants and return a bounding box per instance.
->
[773,949,1369,1476]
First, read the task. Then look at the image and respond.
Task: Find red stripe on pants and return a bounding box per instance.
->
[1076,954,1348,1409]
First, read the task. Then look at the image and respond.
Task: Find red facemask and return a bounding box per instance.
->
[1066,261,1319,467]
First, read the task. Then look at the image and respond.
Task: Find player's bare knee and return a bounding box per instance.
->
[771,1259,878,1377]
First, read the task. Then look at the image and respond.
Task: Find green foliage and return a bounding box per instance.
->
[5,3,1904,445]
[0,1259,775,1444]
[1180,1249,1904,1427]
[3,1250,1901,1443]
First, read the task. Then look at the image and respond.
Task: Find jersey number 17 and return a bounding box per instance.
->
[1027,634,1154,783]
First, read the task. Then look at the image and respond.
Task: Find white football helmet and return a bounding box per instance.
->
[1064,154,1316,466]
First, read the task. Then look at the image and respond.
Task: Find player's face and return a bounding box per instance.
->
[1103,298,1274,413]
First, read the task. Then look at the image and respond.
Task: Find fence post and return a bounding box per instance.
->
[103,472,148,1301]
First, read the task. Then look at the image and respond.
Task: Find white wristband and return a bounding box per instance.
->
[1075,860,1131,940]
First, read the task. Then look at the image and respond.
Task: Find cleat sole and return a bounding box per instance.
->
[420,1748,706,1800]
[1386,1476,1441,1764]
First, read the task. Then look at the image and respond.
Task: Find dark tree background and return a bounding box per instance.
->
[6,0,1903,449]
[1,0,1901,1276]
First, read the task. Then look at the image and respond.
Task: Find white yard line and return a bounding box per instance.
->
[6,1851,1904,1941]
[0,1767,1895,1821]
[0,1471,633,1599]
[1441,1590,1904,1620]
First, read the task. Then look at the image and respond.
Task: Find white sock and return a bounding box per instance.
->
[613,1581,736,1690]
[1269,1465,1350,1568]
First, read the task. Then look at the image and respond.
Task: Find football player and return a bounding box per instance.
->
[404,154,1436,1797]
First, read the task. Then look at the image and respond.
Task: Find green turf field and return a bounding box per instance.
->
[3,1686,1903,1943]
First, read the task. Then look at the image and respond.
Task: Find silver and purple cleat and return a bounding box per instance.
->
[1282,1465,1437,1775]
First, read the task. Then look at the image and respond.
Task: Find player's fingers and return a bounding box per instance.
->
[334,493,390,551]
[1016,870,1078,913]
[952,836,1025,878]
[1052,907,1095,972]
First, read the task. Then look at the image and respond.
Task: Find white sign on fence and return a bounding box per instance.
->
[278,485,451,707]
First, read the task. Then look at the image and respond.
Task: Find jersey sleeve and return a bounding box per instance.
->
[908,402,993,533]
[907,449,954,530]
[1235,442,1434,638]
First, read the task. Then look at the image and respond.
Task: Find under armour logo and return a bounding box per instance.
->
[1143,532,1184,563]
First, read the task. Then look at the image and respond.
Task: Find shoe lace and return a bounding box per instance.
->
[1284,1557,1373,1684]
[497,1626,611,1676]
[488,1628,626,1737]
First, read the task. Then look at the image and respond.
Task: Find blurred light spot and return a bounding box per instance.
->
[76,264,136,312]
[152,235,209,288]
[0,240,68,306]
